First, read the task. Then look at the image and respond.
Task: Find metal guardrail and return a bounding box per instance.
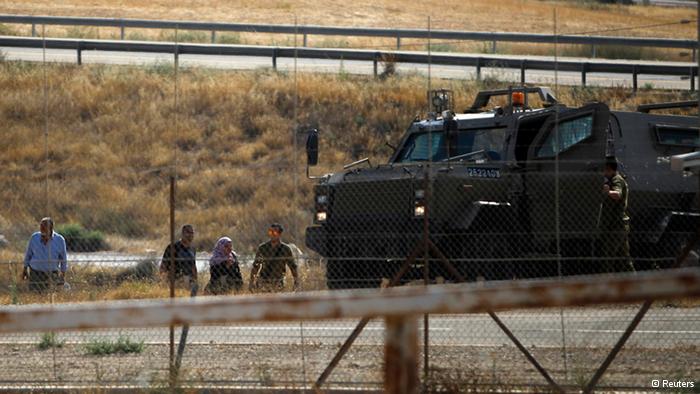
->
[0,14,696,53]
[0,35,697,90]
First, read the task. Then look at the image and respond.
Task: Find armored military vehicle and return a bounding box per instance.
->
[305,87,699,288]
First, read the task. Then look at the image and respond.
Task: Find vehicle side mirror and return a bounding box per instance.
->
[306,129,319,167]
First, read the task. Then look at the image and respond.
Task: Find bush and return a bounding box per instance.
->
[115,259,158,283]
[38,332,64,350]
[56,223,109,252]
[86,335,144,356]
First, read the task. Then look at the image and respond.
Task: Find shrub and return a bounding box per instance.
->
[56,223,109,252]
[38,332,64,350]
[115,259,158,283]
[86,335,144,355]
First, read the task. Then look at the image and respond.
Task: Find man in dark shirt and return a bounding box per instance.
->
[160,224,197,286]
[249,223,299,292]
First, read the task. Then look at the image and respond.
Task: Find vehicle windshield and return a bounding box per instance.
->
[395,128,506,163]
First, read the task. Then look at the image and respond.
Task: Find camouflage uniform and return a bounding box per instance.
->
[251,241,297,291]
[599,173,634,272]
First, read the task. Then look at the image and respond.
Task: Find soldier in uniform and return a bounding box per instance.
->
[249,223,300,292]
[599,158,634,273]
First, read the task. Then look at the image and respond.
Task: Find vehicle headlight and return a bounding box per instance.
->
[316,211,327,222]
[414,205,425,217]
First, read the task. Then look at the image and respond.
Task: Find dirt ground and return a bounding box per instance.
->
[0,343,697,391]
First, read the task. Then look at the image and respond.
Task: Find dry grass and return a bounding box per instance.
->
[0,260,327,305]
[0,0,694,61]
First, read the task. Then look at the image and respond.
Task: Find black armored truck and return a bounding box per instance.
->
[304,87,699,288]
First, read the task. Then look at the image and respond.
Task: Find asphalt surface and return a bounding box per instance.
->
[1,307,698,349]
[1,46,696,90]
[633,0,696,7]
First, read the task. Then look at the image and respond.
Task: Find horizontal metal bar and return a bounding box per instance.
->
[0,36,696,77]
[0,268,698,333]
[0,14,695,50]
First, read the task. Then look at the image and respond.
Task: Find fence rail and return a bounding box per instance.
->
[2,268,698,333]
[0,35,697,90]
[0,14,696,52]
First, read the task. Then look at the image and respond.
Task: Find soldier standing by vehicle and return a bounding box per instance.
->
[600,159,634,273]
[249,223,300,292]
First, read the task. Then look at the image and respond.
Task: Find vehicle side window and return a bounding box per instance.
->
[536,114,594,158]
[398,132,445,162]
[655,125,700,147]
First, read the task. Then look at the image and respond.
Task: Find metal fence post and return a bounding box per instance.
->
[591,44,597,58]
[31,23,36,37]
[303,33,307,47]
[520,60,526,84]
[632,66,638,92]
[272,48,278,70]
[76,43,82,65]
[168,175,176,388]
[581,63,588,87]
[396,36,401,50]
[120,23,125,40]
[211,30,216,43]
[491,40,497,54]
[384,316,418,394]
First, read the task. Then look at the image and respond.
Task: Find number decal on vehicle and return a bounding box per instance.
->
[467,168,501,178]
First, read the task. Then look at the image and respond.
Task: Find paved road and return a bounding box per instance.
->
[1,46,696,90]
[633,0,696,7]
[1,307,698,348]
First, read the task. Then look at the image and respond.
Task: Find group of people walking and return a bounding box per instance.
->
[159,222,300,294]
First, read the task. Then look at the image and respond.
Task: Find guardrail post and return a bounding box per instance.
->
[476,58,482,81]
[373,52,379,78]
[691,67,696,92]
[520,60,526,84]
[211,30,216,43]
[692,48,697,63]
[632,65,638,92]
[591,45,596,58]
[581,63,588,87]
[491,40,497,54]
[120,23,125,40]
[31,24,36,37]
[384,316,418,394]
[77,42,82,65]
[303,33,308,47]
[396,36,401,50]
[272,48,278,71]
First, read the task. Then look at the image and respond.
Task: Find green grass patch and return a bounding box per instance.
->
[0,23,17,36]
[216,33,243,45]
[86,335,144,356]
[56,223,109,252]
[38,332,64,350]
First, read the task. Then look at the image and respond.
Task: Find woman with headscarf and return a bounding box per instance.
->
[205,236,243,295]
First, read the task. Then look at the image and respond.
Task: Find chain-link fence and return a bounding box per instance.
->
[0,11,699,392]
